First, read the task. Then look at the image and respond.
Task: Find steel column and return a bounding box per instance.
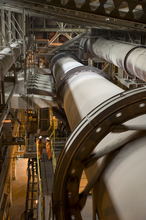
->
[8,11,11,43]
[1,10,6,47]
[22,8,27,112]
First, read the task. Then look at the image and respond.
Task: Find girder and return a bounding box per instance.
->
[2,0,146,33]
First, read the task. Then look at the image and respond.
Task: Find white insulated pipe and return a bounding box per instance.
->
[89,37,146,82]
[52,54,123,130]
[0,41,23,76]
[52,53,146,220]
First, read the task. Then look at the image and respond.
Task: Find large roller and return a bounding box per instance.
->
[52,52,146,220]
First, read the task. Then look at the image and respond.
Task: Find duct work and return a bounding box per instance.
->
[86,37,146,82]
[0,41,23,124]
[51,52,146,220]
[51,53,123,130]
[0,41,23,76]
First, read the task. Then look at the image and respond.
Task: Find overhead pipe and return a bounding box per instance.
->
[0,83,17,127]
[0,40,22,123]
[51,52,123,130]
[0,41,23,77]
[52,52,146,220]
[86,37,146,82]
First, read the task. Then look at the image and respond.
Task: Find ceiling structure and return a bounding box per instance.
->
[1,0,146,33]
[0,0,146,122]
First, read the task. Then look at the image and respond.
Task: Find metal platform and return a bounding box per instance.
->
[40,149,54,196]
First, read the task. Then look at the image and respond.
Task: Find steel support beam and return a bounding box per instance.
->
[1,1,146,33]
[29,28,89,32]
[1,10,6,47]
[22,9,27,104]
[8,11,11,43]
[6,11,22,40]
[46,32,87,56]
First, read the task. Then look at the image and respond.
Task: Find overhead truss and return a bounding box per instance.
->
[1,0,146,33]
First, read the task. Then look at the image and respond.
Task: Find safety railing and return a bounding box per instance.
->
[50,137,67,172]
[50,138,56,172]
[36,140,43,220]
[49,118,56,171]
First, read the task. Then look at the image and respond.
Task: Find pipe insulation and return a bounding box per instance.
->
[51,53,123,130]
[87,37,146,82]
[0,41,23,76]
[52,52,146,220]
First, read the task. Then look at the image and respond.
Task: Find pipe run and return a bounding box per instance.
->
[87,37,146,82]
[51,52,123,130]
[52,52,146,220]
[0,40,23,77]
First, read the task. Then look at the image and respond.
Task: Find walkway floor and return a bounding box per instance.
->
[40,148,54,195]
[10,158,28,220]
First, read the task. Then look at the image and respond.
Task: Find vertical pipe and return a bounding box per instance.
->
[1,10,6,47]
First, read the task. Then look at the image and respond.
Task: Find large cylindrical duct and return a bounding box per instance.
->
[52,53,123,130]
[87,37,146,82]
[0,41,23,76]
[52,53,146,220]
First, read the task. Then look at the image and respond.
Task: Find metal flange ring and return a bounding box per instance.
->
[53,87,146,220]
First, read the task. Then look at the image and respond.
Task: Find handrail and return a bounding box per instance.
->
[49,119,56,171]
[49,118,55,140]
[36,139,43,220]
[50,138,56,172]
[47,108,53,132]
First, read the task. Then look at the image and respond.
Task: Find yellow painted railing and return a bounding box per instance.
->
[49,119,56,170]
[47,108,53,132]
[36,140,43,220]
[50,138,56,171]
[50,137,67,171]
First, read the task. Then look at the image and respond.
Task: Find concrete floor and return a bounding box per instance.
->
[9,158,96,220]
[81,195,99,220]
[10,158,28,220]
